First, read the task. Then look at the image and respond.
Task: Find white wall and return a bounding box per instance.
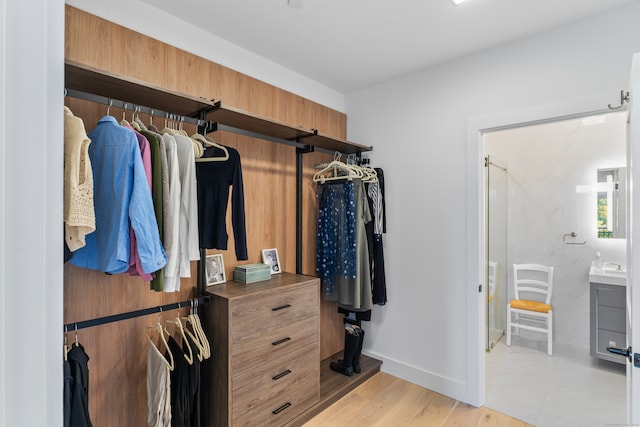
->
[486,113,627,351]
[346,3,640,405]
[0,1,65,426]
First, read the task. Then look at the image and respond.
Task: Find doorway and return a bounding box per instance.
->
[482,111,627,425]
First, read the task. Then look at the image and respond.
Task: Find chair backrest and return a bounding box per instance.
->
[512,263,553,304]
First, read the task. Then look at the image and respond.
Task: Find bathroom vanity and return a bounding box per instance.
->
[589,264,627,364]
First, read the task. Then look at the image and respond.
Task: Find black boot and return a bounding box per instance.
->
[330,328,359,376]
[352,327,364,374]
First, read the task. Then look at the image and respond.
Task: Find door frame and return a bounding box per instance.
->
[465,92,622,406]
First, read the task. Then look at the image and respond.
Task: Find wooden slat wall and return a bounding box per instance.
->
[64,5,347,426]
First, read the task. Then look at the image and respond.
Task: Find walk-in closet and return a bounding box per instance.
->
[63,5,381,426]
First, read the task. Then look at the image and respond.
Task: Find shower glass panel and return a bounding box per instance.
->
[486,155,508,351]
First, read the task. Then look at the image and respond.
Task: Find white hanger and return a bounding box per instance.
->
[190,300,211,359]
[165,317,193,365]
[180,315,205,362]
[192,127,229,162]
[147,319,174,371]
[313,159,363,182]
[120,103,131,127]
[130,106,141,131]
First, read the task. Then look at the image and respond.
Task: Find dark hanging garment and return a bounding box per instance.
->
[67,343,93,427]
[185,335,201,427]
[63,359,72,427]
[367,168,387,305]
[167,336,190,427]
[195,146,248,260]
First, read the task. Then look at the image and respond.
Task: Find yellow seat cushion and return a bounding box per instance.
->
[510,299,552,313]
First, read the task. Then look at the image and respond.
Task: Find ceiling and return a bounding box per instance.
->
[141,0,640,94]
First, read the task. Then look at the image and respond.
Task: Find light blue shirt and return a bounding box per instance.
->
[70,116,167,274]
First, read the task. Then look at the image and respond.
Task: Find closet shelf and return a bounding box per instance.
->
[65,60,215,116]
[64,60,372,155]
[206,102,373,155]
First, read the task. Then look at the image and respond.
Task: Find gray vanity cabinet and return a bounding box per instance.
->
[590,282,626,364]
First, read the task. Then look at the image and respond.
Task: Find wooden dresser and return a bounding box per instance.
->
[203,273,320,426]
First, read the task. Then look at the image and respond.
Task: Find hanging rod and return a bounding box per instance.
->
[63,296,211,332]
[65,88,205,127]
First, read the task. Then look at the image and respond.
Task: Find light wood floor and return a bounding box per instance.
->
[303,372,535,427]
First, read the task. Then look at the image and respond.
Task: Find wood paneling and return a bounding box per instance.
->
[64,5,349,426]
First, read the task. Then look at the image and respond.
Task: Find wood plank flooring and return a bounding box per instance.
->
[303,372,535,427]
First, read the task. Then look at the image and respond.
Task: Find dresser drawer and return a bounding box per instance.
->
[230,284,318,339]
[232,342,319,394]
[231,315,318,373]
[232,363,319,427]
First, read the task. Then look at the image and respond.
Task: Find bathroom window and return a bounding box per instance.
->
[597,167,626,239]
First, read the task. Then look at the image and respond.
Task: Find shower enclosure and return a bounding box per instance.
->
[486,155,508,351]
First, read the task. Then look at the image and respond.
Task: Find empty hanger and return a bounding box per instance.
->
[313,158,363,183]
[165,315,193,365]
[147,309,174,371]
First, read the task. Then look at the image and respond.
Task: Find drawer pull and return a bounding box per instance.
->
[272,402,291,415]
[272,337,291,346]
[272,369,292,380]
[272,304,292,311]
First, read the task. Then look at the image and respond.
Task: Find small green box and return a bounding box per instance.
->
[233,263,272,283]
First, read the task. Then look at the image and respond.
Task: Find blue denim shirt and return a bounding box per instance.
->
[70,116,167,274]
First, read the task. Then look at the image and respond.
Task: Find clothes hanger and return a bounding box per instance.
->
[165,317,194,365]
[120,103,132,127]
[162,113,176,135]
[178,117,189,137]
[189,299,210,359]
[163,303,193,365]
[179,305,205,362]
[147,109,160,133]
[193,122,229,162]
[147,309,174,371]
[63,326,69,361]
[106,99,113,117]
[133,106,147,131]
[130,106,141,131]
[190,121,204,159]
[312,157,362,183]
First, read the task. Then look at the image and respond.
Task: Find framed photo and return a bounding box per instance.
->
[205,254,226,285]
[262,248,281,274]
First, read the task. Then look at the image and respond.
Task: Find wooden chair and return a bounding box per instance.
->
[506,263,554,355]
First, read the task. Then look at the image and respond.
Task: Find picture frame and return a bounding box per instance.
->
[205,254,226,285]
[261,248,281,274]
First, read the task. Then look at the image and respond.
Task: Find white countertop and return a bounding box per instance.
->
[589,264,627,286]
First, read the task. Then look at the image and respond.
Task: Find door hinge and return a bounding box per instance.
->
[479,284,482,293]
[484,157,488,167]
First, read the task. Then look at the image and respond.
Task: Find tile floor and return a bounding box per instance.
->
[485,337,627,427]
